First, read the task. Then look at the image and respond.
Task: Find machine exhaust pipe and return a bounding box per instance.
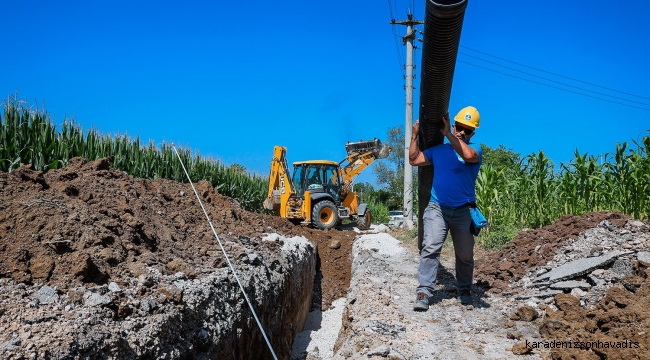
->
[416,0,468,250]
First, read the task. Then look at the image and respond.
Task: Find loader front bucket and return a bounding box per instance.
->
[345,139,391,159]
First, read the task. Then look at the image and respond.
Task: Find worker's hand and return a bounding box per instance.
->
[440,112,451,136]
[412,120,419,140]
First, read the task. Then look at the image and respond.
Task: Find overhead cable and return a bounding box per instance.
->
[458,60,650,111]
[459,52,650,107]
[388,0,406,79]
[461,45,650,101]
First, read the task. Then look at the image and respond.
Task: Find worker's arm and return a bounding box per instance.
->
[409,120,430,166]
[440,113,479,163]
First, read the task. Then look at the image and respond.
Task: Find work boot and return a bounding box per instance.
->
[458,289,472,305]
[413,292,429,311]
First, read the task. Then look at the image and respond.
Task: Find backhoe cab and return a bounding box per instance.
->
[263,139,391,230]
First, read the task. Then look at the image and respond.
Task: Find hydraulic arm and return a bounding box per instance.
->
[339,139,391,197]
[263,146,294,216]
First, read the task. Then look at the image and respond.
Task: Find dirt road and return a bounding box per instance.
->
[292,230,542,359]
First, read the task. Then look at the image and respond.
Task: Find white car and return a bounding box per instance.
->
[388,210,417,227]
[388,211,405,227]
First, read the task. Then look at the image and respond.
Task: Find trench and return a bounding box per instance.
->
[207,236,319,360]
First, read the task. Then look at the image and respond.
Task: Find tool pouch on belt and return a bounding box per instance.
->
[468,202,488,236]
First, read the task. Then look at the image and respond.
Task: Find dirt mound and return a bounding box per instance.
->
[475,212,630,293]
[0,157,353,309]
[539,276,650,360]
[474,211,650,358]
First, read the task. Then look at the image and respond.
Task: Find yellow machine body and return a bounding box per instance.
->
[263,139,390,230]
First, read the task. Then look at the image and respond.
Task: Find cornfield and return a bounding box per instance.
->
[3,95,649,245]
[476,137,650,248]
[0,96,268,212]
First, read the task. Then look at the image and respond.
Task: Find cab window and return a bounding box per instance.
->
[292,165,305,194]
[324,165,340,201]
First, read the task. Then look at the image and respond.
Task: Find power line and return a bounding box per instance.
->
[461,45,650,101]
[387,0,406,79]
[458,60,650,111]
[459,52,650,107]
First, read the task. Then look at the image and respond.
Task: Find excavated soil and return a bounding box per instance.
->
[474,212,650,360]
[0,157,353,310]
[2,157,650,360]
[475,212,630,293]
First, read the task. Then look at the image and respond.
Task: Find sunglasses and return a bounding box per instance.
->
[454,123,474,135]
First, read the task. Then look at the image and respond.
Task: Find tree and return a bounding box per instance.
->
[480,144,521,175]
[372,125,417,210]
[354,182,375,203]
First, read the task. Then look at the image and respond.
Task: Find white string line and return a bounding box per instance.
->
[171,144,278,360]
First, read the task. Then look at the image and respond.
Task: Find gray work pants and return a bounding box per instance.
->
[416,202,475,297]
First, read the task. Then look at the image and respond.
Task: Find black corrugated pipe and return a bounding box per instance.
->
[416,0,468,250]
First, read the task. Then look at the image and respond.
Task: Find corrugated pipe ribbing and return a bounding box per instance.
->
[416,0,468,251]
[417,0,468,149]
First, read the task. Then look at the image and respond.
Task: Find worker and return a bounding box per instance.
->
[307,168,322,189]
[326,168,340,200]
[408,106,483,310]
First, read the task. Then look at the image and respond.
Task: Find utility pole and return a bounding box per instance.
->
[391,13,423,230]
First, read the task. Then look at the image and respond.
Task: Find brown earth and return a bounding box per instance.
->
[0,157,353,311]
[474,211,650,360]
[475,211,630,293]
[538,281,650,360]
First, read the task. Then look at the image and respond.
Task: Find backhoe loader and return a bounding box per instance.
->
[263,139,391,230]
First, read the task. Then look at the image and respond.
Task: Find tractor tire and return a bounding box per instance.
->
[312,201,339,230]
[356,208,372,230]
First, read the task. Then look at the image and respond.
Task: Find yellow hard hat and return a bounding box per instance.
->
[453,106,480,129]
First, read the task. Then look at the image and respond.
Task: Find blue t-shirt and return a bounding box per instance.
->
[422,142,482,207]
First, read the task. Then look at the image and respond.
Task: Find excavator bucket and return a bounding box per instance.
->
[345,139,391,159]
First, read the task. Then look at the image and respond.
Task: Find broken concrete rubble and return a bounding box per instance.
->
[516,290,562,300]
[478,215,650,312]
[638,251,650,265]
[549,280,591,290]
[533,251,630,283]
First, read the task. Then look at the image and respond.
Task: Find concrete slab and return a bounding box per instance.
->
[530,281,551,288]
[32,285,59,304]
[550,281,591,290]
[516,290,562,300]
[533,251,630,283]
[638,251,650,266]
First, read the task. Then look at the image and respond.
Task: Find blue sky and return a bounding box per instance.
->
[2,1,649,187]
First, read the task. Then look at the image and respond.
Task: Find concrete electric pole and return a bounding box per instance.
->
[391,13,423,230]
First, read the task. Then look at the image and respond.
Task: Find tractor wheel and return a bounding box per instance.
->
[356,208,372,230]
[312,201,339,230]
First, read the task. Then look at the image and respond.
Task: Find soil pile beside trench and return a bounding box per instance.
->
[474,211,630,293]
[474,211,650,359]
[0,157,354,359]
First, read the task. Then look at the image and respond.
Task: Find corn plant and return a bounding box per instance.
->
[557,150,606,215]
[1,95,268,212]
[367,199,389,224]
